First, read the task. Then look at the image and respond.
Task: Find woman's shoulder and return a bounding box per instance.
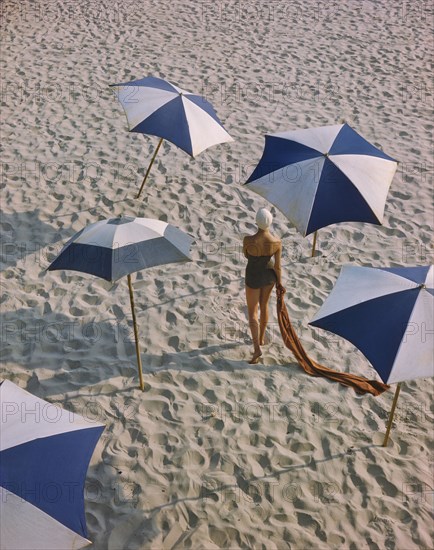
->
[244,232,280,242]
[243,233,281,255]
[265,236,281,256]
[266,234,282,247]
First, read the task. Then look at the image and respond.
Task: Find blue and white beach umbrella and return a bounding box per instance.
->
[310,265,433,445]
[48,216,193,282]
[48,217,193,390]
[245,124,398,253]
[0,380,104,549]
[111,76,233,197]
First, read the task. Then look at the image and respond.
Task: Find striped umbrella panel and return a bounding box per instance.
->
[111,76,233,156]
[0,380,104,549]
[245,124,398,236]
[48,217,194,282]
[309,265,434,383]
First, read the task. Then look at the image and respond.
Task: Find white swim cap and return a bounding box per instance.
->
[256,208,272,229]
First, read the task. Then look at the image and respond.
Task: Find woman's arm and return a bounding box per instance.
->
[242,236,249,258]
[273,242,282,285]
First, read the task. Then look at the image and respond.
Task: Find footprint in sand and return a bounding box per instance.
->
[161,389,176,402]
[367,464,398,497]
[0,222,13,233]
[166,311,177,324]
[69,306,85,316]
[204,389,218,404]
[168,335,180,351]
[296,512,327,542]
[290,441,316,454]
[111,304,125,320]
[184,377,198,391]
[365,414,379,431]
[82,293,102,306]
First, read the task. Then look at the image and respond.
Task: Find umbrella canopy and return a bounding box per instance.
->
[309,265,434,384]
[0,380,104,549]
[244,123,398,236]
[47,216,193,390]
[48,216,193,282]
[110,76,233,157]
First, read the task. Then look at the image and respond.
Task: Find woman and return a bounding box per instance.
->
[243,208,282,364]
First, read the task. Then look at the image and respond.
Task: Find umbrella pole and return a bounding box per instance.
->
[382,382,402,447]
[127,274,145,391]
[311,231,318,257]
[137,137,164,199]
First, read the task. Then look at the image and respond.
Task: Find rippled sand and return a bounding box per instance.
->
[1,0,433,548]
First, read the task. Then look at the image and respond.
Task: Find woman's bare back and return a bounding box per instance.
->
[243,232,281,257]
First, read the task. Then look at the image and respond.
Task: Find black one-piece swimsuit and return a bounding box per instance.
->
[245,253,277,289]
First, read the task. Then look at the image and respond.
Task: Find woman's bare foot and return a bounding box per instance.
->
[249,350,262,364]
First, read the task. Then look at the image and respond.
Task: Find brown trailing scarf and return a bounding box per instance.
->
[276,284,390,396]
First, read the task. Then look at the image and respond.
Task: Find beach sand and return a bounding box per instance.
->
[1,0,433,548]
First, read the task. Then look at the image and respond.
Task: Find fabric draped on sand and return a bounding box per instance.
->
[275,285,390,396]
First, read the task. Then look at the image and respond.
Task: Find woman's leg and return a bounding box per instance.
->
[245,285,262,363]
[259,283,275,345]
